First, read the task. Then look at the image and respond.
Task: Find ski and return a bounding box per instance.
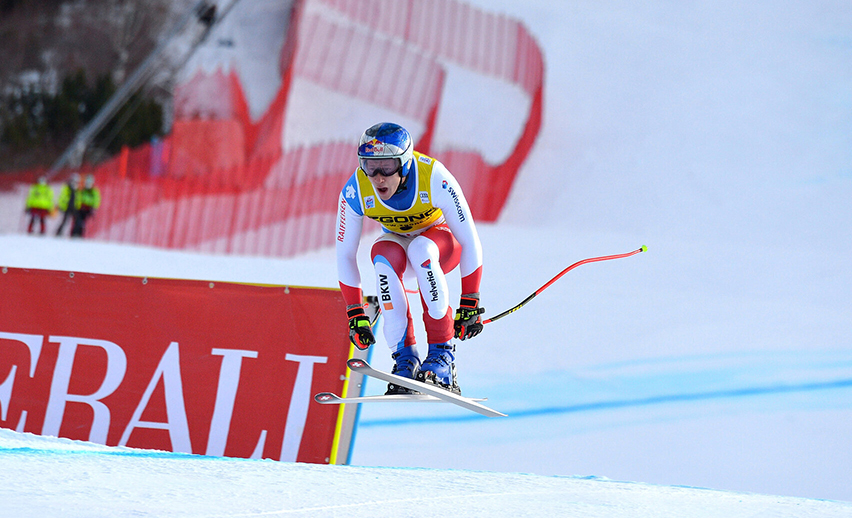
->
[314,392,486,404]
[345,359,506,417]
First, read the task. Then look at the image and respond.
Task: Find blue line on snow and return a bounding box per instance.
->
[0,447,192,458]
[358,377,852,427]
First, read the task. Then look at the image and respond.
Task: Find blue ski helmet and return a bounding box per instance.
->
[357,123,414,177]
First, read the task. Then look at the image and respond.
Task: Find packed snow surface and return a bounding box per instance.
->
[1,428,850,517]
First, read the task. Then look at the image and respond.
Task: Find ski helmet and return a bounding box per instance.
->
[357,123,414,177]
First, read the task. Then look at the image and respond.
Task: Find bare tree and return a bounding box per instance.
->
[0,0,193,170]
[53,0,171,84]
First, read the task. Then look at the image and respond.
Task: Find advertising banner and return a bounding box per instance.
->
[0,267,351,464]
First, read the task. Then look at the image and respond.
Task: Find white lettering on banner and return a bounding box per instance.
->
[251,430,268,459]
[42,336,127,444]
[15,410,27,432]
[0,332,44,424]
[280,354,328,462]
[0,366,16,422]
[1,330,337,461]
[205,348,259,456]
[119,342,192,453]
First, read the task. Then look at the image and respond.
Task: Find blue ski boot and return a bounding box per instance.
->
[385,345,420,395]
[416,342,460,394]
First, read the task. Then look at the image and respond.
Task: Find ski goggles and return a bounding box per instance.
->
[360,157,402,177]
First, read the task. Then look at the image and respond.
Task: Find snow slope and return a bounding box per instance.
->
[1,0,851,513]
[1,427,850,517]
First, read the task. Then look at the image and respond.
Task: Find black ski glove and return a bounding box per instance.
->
[347,306,375,350]
[454,294,485,340]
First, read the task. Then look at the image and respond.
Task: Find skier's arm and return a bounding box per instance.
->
[430,161,485,339]
[430,161,483,294]
[335,182,365,307]
[336,182,377,349]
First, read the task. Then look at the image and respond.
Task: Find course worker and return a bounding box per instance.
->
[335,122,485,394]
[70,174,101,237]
[25,176,54,235]
[55,172,80,237]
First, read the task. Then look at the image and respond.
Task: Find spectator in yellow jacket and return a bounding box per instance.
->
[55,173,81,237]
[71,174,101,238]
[25,176,54,235]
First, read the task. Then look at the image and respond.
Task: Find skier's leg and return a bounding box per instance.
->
[406,226,462,392]
[407,233,453,343]
[371,235,419,393]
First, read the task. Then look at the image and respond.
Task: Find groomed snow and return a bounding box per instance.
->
[1,428,850,517]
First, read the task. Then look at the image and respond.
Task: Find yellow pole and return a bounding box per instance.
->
[328,342,356,464]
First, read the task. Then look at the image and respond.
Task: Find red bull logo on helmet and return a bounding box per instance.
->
[360,139,385,156]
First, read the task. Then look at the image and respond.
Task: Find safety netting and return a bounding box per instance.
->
[5,0,543,257]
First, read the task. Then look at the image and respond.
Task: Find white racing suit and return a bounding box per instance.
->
[335,151,483,351]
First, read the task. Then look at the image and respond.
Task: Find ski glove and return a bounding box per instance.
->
[347,306,375,350]
[454,294,485,340]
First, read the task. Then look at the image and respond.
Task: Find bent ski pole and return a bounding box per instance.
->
[483,246,647,325]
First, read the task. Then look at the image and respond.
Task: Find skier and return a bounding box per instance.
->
[335,122,485,394]
[25,176,54,235]
[55,173,80,236]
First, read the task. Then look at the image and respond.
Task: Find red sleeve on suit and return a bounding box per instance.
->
[461,265,482,295]
[339,282,364,308]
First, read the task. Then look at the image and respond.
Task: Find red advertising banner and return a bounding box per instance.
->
[0,267,350,464]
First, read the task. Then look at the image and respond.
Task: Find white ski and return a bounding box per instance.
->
[314,392,486,404]
[345,358,506,417]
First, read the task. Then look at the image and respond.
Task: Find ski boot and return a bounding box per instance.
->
[385,345,421,395]
[416,342,460,394]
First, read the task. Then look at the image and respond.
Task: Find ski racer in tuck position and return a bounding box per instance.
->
[335,122,485,394]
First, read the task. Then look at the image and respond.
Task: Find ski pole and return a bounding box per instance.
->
[483,245,647,325]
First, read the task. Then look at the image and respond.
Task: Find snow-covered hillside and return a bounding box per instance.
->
[1,0,851,513]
